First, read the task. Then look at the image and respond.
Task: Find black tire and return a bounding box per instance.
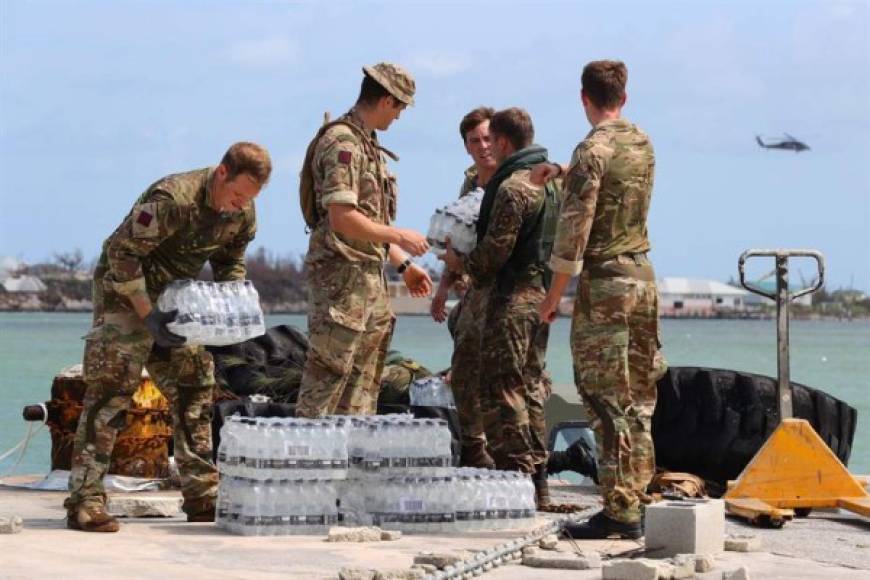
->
[652,367,858,490]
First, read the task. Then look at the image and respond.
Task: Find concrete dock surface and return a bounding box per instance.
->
[1,478,868,579]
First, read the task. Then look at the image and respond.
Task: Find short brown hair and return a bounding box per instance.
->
[459,106,495,142]
[581,60,627,109]
[489,107,534,151]
[357,73,395,107]
[220,142,272,186]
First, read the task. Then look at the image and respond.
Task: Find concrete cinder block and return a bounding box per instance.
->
[724,535,762,552]
[538,533,560,550]
[0,515,23,534]
[380,530,402,541]
[413,552,465,569]
[671,554,696,578]
[695,554,715,572]
[602,558,674,580]
[106,496,182,518]
[645,499,725,557]
[338,568,376,580]
[722,566,751,580]
[327,526,384,542]
[522,551,601,570]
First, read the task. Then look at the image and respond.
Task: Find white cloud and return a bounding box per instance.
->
[225,36,299,69]
[407,52,473,78]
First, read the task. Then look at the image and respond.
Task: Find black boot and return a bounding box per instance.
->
[562,510,642,540]
[533,463,551,509]
[547,438,599,484]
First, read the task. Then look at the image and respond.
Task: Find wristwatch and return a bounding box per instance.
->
[397,258,412,274]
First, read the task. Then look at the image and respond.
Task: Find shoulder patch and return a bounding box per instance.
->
[338,150,352,165]
[131,202,160,239]
[136,211,153,227]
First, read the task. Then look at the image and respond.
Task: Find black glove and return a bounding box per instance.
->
[144,308,186,348]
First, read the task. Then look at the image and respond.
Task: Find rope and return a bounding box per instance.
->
[0,405,48,478]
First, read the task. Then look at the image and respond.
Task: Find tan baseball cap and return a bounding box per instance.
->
[363,62,416,106]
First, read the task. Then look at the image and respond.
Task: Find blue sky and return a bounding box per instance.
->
[1,0,868,290]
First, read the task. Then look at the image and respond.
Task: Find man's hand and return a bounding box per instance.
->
[395,228,430,256]
[144,308,186,348]
[403,263,433,297]
[537,294,561,324]
[430,284,449,322]
[439,238,464,274]
[530,162,561,186]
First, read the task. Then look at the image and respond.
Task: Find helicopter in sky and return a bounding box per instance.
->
[755,133,810,152]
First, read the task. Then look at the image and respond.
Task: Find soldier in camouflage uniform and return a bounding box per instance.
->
[64,142,272,532]
[430,107,498,468]
[534,61,667,539]
[442,108,558,506]
[296,63,432,418]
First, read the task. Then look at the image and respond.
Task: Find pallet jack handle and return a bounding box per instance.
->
[737,249,825,421]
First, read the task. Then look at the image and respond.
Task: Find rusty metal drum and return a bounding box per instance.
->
[46,364,172,478]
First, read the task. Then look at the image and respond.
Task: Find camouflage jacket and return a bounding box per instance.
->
[305,108,397,267]
[98,167,256,302]
[549,118,655,276]
[459,165,479,197]
[464,168,546,292]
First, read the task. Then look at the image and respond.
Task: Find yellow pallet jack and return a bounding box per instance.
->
[723,249,870,527]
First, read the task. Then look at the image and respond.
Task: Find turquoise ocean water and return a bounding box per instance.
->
[1,312,867,476]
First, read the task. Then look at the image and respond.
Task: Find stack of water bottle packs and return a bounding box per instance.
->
[426,187,484,256]
[215,412,536,535]
[157,279,266,346]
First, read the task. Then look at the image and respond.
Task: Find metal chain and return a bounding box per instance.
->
[427,515,580,580]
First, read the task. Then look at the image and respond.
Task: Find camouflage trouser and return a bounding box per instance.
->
[479,286,551,474]
[449,286,494,468]
[571,260,667,524]
[64,309,218,514]
[297,261,395,417]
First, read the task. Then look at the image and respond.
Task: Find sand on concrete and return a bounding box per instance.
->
[1,478,868,580]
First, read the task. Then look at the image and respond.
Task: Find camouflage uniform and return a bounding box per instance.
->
[297,64,415,418]
[464,161,552,475]
[550,118,667,524]
[65,167,256,516]
[449,165,494,467]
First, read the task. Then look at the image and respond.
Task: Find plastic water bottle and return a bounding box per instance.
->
[158,280,266,346]
[427,208,445,247]
[244,281,266,338]
[410,376,456,409]
[427,188,484,256]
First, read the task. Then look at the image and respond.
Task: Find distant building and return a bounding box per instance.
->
[658,278,749,317]
[0,256,23,283]
[741,279,814,307]
[387,280,430,315]
[2,275,47,293]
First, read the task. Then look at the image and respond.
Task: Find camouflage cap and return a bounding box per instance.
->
[363,62,416,106]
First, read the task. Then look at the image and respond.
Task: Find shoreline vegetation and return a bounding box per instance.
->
[2,249,868,320]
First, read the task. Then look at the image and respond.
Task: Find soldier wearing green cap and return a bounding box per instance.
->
[296,62,432,418]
